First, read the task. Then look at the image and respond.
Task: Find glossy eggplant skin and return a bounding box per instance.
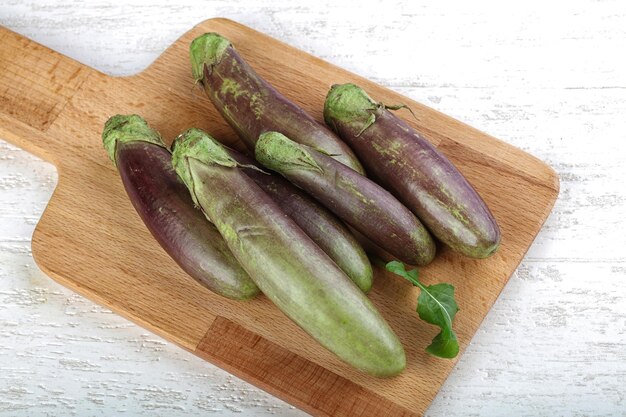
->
[255,132,436,266]
[227,150,373,292]
[171,129,405,377]
[324,84,501,258]
[103,115,259,300]
[189,33,364,174]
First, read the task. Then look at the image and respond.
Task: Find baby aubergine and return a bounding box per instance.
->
[324,84,501,258]
[255,131,436,266]
[189,32,364,173]
[171,128,405,377]
[102,115,259,300]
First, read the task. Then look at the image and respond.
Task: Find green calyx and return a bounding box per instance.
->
[255,132,322,174]
[102,114,165,166]
[323,83,378,126]
[190,32,232,83]
[324,83,419,136]
[171,128,239,203]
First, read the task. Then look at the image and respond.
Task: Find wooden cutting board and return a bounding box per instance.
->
[0,19,559,416]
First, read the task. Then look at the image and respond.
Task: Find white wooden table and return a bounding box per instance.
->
[1,1,625,415]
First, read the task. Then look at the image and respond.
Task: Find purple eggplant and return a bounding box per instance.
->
[226,150,373,292]
[189,32,364,174]
[324,84,501,258]
[102,115,259,300]
[171,128,405,377]
[255,131,436,266]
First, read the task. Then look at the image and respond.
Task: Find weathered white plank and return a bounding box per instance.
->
[1,1,625,416]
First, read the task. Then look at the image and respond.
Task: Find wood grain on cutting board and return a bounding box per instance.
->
[0,18,558,416]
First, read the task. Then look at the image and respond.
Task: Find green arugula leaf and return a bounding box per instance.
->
[386,261,460,359]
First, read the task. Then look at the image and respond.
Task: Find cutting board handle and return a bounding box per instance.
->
[0,25,95,162]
